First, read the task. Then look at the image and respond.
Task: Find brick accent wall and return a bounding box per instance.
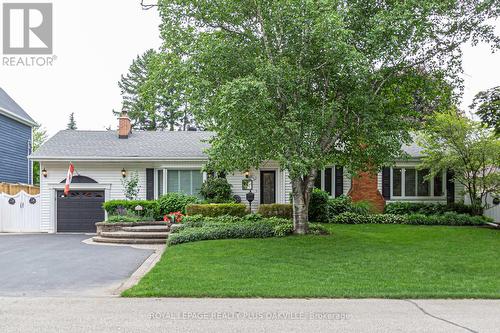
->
[348,172,386,213]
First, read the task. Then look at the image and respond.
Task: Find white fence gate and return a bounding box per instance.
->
[0,191,41,232]
[483,196,500,223]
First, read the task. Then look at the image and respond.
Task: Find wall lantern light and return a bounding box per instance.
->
[244,170,250,178]
[42,168,48,178]
[121,168,127,178]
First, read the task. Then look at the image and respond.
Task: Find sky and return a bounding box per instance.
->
[0,1,499,137]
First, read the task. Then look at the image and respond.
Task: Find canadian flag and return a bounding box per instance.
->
[64,163,75,196]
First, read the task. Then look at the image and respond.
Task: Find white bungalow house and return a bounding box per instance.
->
[30,112,466,233]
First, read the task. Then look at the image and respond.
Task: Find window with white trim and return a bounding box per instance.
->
[391,167,445,198]
[155,169,203,198]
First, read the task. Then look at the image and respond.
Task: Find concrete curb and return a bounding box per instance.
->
[113,245,166,295]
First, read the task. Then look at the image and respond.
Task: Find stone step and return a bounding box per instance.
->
[92,236,166,245]
[122,225,170,232]
[100,231,169,239]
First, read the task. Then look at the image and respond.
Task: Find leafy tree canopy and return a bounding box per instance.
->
[157,0,499,232]
[418,111,499,210]
[32,123,48,185]
[470,86,500,135]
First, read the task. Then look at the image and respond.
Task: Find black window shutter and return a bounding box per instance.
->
[146,168,154,200]
[334,166,343,197]
[325,168,333,195]
[314,170,322,189]
[446,169,455,204]
[382,167,391,200]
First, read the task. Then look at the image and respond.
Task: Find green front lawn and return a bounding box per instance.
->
[123,224,500,298]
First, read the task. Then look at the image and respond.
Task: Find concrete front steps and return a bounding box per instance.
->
[93,225,170,245]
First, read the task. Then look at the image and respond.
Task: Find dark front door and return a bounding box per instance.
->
[260,171,276,204]
[56,190,105,232]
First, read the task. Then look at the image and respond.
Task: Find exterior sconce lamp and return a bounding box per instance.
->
[121,168,127,178]
[244,170,250,178]
[42,168,48,178]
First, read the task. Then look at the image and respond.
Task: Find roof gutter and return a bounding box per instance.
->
[0,107,37,127]
[28,155,209,162]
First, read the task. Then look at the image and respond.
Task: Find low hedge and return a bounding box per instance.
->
[185,203,247,217]
[384,202,482,216]
[102,200,160,219]
[405,212,488,226]
[167,215,328,246]
[167,221,278,246]
[258,204,293,219]
[106,215,154,223]
[331,211,489,226]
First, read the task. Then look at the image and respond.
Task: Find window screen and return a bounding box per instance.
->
[392,168,402,196]
[405,168,416,196]
[167,170,203,197]
[417,169,430,196]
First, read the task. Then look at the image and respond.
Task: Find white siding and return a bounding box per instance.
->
[227,161,287,212]
[39,160,204,233]
[343,170,352,196]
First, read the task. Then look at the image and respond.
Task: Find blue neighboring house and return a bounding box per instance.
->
[0,88,37,184]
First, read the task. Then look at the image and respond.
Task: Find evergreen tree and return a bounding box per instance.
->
[32,123,48,185]
[117,49,194,130]
[67,112,77,130]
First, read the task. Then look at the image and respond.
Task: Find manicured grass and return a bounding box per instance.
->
[123,224,500,298]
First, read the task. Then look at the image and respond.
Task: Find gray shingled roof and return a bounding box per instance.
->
[31,130,214,160]
[401,141,424,158]
[32,129,424,161]
[0,88,36,125]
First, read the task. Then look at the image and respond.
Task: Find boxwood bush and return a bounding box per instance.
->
[185,203,247,217]
[308,189,330,223]
[258,204,293,219]
[158,193,199,215]
[199,177,233,203]
[102,200,160,220]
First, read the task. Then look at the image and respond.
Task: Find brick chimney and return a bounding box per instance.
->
[118,111,131,139]
[348,171,386,213]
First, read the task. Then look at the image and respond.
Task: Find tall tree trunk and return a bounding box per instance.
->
[290,169,317,235]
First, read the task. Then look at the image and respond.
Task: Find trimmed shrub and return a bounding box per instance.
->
[185,203,247,217]
[106,215,148,223]
[328,195,352,216]
[258,204,293,219]
[199,177,233,203]
[406,212,488,226]
[309,189,330,223]
[102,200,160,220]
[331,212,488,226]
[158,193,199,215]
[384,202,482,216]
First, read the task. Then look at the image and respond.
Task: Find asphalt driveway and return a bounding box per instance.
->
[0,234,154,296]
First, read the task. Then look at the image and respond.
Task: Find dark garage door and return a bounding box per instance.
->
[56,190,105,232]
